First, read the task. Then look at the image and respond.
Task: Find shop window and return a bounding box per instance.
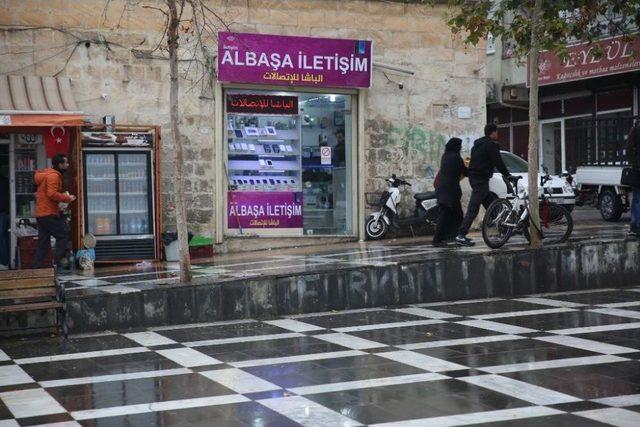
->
[597,88,633,112]
[496,126,510,151]
[511,109,529,123]
[564,96,593,116]
[512,124,529,160]
[225,89,353,236]
[540,101,561,119]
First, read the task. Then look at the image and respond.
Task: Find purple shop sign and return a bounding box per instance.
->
[218,31,372,88]
[228,191,303,229]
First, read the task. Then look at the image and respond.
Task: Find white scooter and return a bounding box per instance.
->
[365,174,439,240]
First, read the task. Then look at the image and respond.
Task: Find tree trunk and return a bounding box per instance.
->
[167,0,192,282]
[527,0,543,248]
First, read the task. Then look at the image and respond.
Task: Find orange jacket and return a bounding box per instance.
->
[34,168,73,217]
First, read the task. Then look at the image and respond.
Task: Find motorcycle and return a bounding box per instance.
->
[365,174,439,240]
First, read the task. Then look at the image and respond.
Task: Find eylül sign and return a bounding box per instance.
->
[528,35,640,87]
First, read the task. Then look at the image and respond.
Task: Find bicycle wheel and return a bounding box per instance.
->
[524,203,573,244]
[482,199,514,249]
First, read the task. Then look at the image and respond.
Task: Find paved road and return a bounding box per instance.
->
[2,286,640,425]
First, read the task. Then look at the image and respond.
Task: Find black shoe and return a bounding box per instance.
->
[629,229,640,238]
[455,235,475,246]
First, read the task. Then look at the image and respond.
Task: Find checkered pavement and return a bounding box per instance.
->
[2,287,640,426]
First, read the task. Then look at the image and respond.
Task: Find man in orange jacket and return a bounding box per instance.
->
[33,153,76,270]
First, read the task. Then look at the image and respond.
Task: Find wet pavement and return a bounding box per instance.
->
[2,287,640,425]
[57,208,633,297]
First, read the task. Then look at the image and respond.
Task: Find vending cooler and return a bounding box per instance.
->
[81,128,160,261]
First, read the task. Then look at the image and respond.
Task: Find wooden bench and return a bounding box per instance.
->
[0,268,66,337]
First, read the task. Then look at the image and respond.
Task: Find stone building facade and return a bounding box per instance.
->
[0,0,486,253]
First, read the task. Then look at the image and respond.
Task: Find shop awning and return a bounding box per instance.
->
[0,75,84,126]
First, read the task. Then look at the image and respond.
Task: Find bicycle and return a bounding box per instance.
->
[482,173,573,249]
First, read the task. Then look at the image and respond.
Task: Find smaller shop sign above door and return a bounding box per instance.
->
[218,32,372,88]
[227,94,299,115]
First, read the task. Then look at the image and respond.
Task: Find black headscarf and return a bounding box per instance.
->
[445,137,462,153]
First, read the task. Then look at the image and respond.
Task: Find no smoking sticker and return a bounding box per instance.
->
[321,146,332,165]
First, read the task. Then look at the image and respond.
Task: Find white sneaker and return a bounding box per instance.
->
[0,264,8,270]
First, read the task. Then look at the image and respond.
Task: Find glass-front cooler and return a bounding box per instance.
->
[82,143,156,261]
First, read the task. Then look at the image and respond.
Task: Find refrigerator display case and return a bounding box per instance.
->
[5,134,47,269]
[80,127,160,262]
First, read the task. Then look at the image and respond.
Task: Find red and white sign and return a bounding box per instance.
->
[528,35,640,87]
[321,146,332,165]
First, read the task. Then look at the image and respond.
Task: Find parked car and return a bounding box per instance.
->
[488,151,576,210]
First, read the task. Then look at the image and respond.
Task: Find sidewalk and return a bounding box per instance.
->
[58,209,631,299]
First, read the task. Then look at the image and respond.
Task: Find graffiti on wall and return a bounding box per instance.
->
[385,126,476,165]
[385,126,447,161]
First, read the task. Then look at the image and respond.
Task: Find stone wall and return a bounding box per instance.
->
[0,0,486,250]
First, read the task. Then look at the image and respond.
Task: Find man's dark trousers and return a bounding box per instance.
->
[458,182,497,236]
[34,215,69,268]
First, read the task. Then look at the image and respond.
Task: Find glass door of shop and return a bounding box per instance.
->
[117,153,151,235]
[84,151,152,237]
[300,93,353,235]
[84,153,117,236]
[540,120,564,175]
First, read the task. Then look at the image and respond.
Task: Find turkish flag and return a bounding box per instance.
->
[44,126,70,158]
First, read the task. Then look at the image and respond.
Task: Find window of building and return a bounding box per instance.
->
[512,124,529,160]
[597,88,633,112]
[486,33,496,55]
[540,101,562,119]
[564,96,593,116]
[225,89,353,236]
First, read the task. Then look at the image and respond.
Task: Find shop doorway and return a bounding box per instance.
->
[540,120,564,175]
[300,93,352,235]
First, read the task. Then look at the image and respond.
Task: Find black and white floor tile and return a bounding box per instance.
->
[3,287,640,426]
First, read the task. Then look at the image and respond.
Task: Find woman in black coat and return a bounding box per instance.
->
[433,137,468,245]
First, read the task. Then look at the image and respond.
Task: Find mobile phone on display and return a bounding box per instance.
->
[272,144,280,153]
[263,144,271,153]
[266,160,273,167]
[269,179,275,185]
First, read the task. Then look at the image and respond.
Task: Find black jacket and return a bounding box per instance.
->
[436,138,467,208]
[467,136,510,186]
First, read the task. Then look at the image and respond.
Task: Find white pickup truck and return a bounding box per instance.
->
[575,166,630,221]
[570,116,634,222]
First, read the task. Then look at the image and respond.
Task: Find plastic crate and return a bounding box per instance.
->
[18,236,52,269]
[189,245,213,259]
